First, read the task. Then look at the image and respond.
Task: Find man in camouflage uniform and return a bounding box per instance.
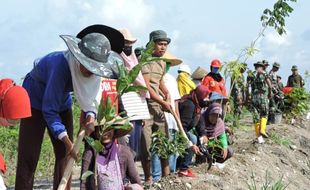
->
[287,65,305,88]
[268,62,284,116]
[249,61,272,143]
[277,75,284,90]
[231,63,247,117]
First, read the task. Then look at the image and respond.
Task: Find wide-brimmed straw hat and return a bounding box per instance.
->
[61,32,124,78]
[76,24,124,54]
[191,67,208,80]
[162,51,182,66]
[97,116,133,138]
[119,28,137,43]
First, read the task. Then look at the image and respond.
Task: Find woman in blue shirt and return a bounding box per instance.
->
[15,25,124,190]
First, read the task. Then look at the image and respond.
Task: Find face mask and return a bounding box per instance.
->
[199,100,209,108]
[211,67,219,74]
[123,46,133,56]
[166,63,171,73]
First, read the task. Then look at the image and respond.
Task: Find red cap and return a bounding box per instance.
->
[0,79,31,119]
[211,59,221,68]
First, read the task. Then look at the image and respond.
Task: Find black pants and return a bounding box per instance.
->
[15,108,73,190]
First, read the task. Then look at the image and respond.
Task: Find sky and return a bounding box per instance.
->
[0,0,309,88]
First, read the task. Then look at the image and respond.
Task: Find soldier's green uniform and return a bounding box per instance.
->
[268,62,284,115]
[252,70,270,123]
[250,62,272,141]
[231,64,246,116]
[287,65,304,88]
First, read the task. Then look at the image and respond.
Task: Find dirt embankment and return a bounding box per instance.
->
[9,116,310,190]
[156,116,310,190]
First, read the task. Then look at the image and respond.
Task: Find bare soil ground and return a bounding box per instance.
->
[8,115,310,190]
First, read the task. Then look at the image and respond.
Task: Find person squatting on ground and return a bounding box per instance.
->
[177,85,210,177]
[15,24,125,190]
[0,79,31,189]
[177,64,196,97]
[202,102,233,165]
[248,61,272,144]
[140,30,172,183]
[81,117,143,190]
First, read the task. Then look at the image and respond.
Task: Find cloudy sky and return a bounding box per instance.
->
[0,0,309,88]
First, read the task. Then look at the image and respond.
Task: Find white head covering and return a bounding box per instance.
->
[64,51,101,114]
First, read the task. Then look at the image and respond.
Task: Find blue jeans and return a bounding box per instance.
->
[129,120,142,160]
[152,129,178,180]
[168,129,178,173]
[179,132,197,170]
[151,152,161,181]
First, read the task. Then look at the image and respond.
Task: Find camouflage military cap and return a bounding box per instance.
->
[273,62,280,68]
[254,61,265,67]
[291,65,298,71]
[262,60,269,67]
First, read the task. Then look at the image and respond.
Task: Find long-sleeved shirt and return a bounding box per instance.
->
[207,132,228,149]
[178,97,205,136]
[81,144,141,189]
[23,51,73,139]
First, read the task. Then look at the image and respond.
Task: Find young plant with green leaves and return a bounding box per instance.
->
[247,170,290,190]
[151,131,188,159]
[222,0,297,121]
[283,88,310,119]
[81,40,169,184]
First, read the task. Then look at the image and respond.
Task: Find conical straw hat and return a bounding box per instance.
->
[191,66,208,79]
[162,51,182,66]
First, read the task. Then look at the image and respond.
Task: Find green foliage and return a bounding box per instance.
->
[116,40,162,96]
[151,131,188,159]
[222,61,247,82]
[261,0,297,35]
[85,136,104,153]
[0,96,82,186]
[268,131,291,147]
[247,170,290,190]
[81,171,94,181]
[283,88,310,119]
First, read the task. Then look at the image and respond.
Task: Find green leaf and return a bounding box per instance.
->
[127,62,146,84]
[116,77,129,95]
[85,136,104,152]
[93,140,104,152]
[81,171,94,181]
[123,85,148,94]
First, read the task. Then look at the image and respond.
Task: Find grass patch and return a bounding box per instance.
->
[247,170,290,190]
[268,131,291,147]
[0,99,81,187]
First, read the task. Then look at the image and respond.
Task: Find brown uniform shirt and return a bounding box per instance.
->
[141,60,166,96]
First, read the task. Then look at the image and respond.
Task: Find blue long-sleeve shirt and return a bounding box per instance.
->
[23,51,73,139]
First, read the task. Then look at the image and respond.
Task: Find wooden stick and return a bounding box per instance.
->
[170,110,193,147]
[57,129,85,190]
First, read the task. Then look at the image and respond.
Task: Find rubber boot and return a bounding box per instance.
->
[254,123,260,137]
[260,117,269,138]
